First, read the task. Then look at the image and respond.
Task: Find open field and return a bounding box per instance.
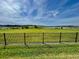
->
[0,29,79,33]
[0,44,79,59]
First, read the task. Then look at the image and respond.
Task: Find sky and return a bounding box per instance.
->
[0,0,79,26]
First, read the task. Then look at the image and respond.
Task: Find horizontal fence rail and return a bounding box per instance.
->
[0,32,79,48]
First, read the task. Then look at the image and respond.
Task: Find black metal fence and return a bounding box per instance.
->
[0,32,79,48]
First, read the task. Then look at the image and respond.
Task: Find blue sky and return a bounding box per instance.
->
[0,0,79,26]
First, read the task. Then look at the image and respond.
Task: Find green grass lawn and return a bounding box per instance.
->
[0,44,79,59]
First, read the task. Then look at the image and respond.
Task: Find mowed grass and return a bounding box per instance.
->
[0,44,79,59]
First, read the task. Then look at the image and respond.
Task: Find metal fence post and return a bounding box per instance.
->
[75,32,78,43]
[3,33,7,49]
[42,33,45,44]
[59,32,62,43]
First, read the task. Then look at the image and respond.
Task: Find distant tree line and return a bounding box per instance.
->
[0,25,79,29]
[0,25,43,29]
